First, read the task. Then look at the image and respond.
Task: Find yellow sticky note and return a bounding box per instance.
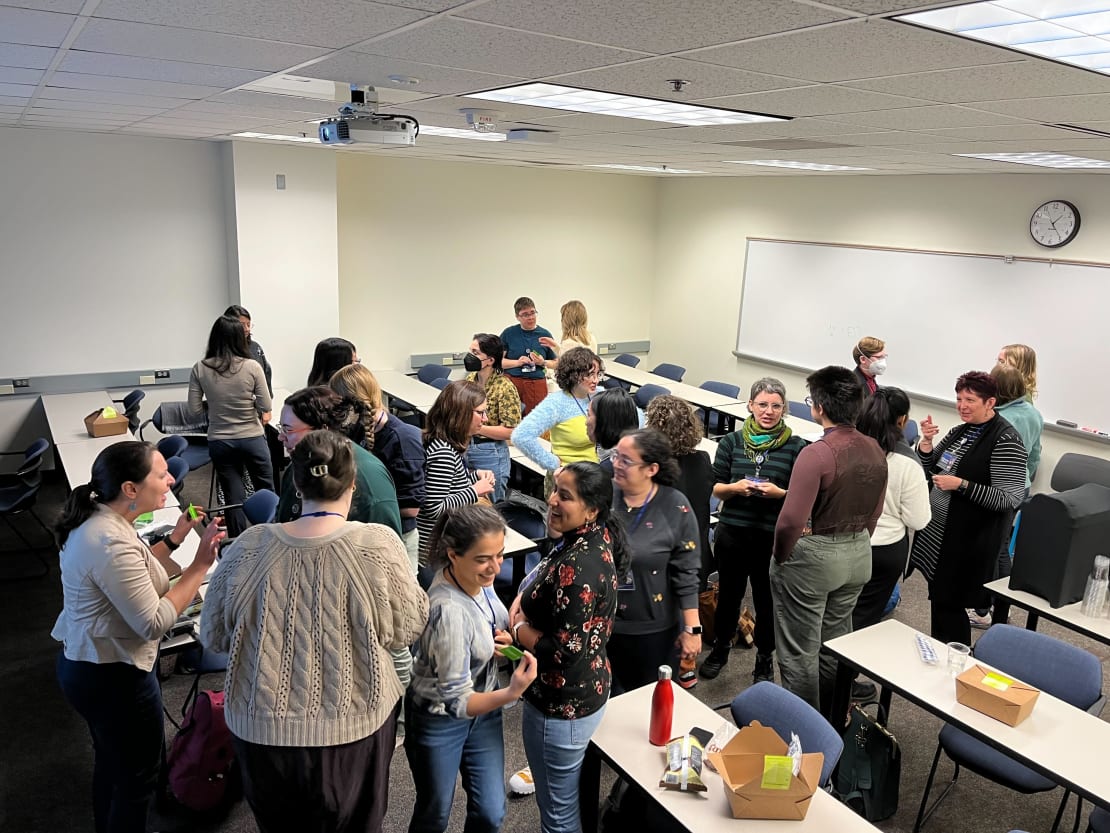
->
[761,755,794,791]
[102,406,118,418]
[982,672,1013,691]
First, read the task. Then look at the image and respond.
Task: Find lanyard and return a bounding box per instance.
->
[626,484,657,533]
[447,565,497,636]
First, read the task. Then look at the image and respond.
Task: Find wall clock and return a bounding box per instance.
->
[1029,200,1080,248]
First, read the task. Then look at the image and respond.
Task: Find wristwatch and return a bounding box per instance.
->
[683,625,703,635]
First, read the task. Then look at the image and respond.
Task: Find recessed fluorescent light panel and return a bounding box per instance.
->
[468,83,787,126]
[725,160,874,171]
[233,132,319,143]
[586,164,704,173]
[420,125,506,141]
[898,2,1110,73]
[955,151,1110,168]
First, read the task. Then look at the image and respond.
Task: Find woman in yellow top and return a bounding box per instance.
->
[511,347,601,480]
[463,333,521,503]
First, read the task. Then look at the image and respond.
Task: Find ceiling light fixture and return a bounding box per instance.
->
[421,125,507,141]
[467,83,787,126]
[586,164,704,173]
[232,131,320,143]
[954,151,1110,168]
[724,160,874,171]
[897,2,1110,74]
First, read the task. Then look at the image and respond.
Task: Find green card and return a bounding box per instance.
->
[760,755,794,791]
[497,645,524,661]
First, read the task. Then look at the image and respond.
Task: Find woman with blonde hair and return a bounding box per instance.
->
[997,343,1038,400]
[851,336,887,396]
[539,299,598,357]
[330,364,425,571]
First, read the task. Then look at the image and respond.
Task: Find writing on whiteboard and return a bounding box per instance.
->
[826,324,866,340]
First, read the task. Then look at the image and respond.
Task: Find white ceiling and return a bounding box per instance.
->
[4,0,1110,176]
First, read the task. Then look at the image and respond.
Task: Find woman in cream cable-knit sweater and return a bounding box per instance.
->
[200,430,429,833]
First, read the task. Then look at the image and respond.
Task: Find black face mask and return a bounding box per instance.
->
[463,353,484,372]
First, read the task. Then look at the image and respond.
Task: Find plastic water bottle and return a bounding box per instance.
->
[649,666,674,746]
[1080,555,1109,618]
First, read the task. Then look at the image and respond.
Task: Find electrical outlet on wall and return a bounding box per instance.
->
[154,370,171,379]
[12,379,30,388]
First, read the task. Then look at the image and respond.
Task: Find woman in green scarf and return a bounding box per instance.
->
[699,377,809,684]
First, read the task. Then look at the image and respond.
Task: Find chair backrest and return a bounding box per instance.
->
[21,438,50,471]
[148,402,208,437]
[157,435,189,459]
[1051,453,1110,492]
[731,681,844,788]
[634,383,670,410]
[429,376,450,391]
[167,456,189,498]
[651,363,686,382]
[788,400,809,418]
[614,353,639,368]
[700,380,741,399]
[902,418,919,445]
[972,624,1102,710]
[416,364,451,384]
[243,489,279,526]
[121,389,146,412]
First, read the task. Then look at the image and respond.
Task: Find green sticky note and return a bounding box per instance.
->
[187,504,199,520]
[981,672,1013,692]
[497,645,524,661]
[760,755,794,791]
[134,512,154,528]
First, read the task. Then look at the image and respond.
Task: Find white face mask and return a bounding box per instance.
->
[867,357,887,376]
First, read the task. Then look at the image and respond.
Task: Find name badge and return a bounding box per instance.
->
[938,451,957,472]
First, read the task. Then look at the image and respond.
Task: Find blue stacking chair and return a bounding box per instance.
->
[614,354,639,368]
[429,376,450,391]
[650,362,685,382]
[0,438,53,577]
[730,681,845,788]
[167,456,189,501]
[157,435,188,460]
[416,364,450,385]
[112,389,146,433]
[788,399,809,418]
[634,383,669,410]
[698,380,741,436]
[903,418,920,445]
[914,625,1104,833]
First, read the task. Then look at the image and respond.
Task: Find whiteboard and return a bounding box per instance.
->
[736,239,1110,429]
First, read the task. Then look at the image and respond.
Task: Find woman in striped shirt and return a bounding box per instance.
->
[908,371,1027,645]
[418,380,496,564]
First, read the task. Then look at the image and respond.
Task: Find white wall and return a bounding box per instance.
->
[336,155,657,371]
[652,172,1110,490]
[227,141,340,391]
[0,127,229,377]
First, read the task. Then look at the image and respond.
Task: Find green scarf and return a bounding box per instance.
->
[741,415,793,461]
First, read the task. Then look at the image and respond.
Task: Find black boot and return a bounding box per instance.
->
[752,652,775,684]
[699,644,730,680]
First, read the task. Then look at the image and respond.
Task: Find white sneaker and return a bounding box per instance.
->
[967,608,992,629]
[508,766,536,796]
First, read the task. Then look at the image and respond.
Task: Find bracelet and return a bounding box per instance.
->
[163,534,181,552]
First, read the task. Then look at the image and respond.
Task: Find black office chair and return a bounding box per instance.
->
[650,363,685,382]
[698,380,741,435]
[1051,453,1110,491]
[112,389,146,433]
[416,364,451,385]
[157,435,188,460]
[634,383,670,410]
[167,455,189,501]
[0,438,53,578]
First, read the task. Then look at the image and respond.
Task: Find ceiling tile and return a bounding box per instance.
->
[837,104,1027,130]
[38,84,193,108]
[48,71,224,98]
[0,5,73,47]
[92,0,428,49]
[353,18,646,78]
[207,89,338,116]
[822,0,969,11]
[0,81,35,97]
[456,0,847,54]
[971,93,1110,124]
[0,42,56,69]
[699,84,931,117]
[26,107,137,120]
[0,94,29,105]
[59,50,268,86]
[181,100,328,122]
[696,18,1018,83]
[32,97,166,115]
[72,18,328,70]
[844,60,1110,103]
[0,0,85,10]
[920,124,1095,142]
[300,52,522,96]
[376,0,471,10]
[550,57,807,101]
[0,65,40,84]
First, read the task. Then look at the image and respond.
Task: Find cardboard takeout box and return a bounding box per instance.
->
[706,721,824,820]
[84,408,130,438]
[955,663,1040,727]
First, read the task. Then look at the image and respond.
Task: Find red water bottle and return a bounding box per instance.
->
[649,665,674,746]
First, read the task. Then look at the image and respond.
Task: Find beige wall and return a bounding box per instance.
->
[652,172,1110,490]
[336,155,657,371]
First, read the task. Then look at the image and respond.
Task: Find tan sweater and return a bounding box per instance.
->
[187,357,270,440]
[199,522,429,747]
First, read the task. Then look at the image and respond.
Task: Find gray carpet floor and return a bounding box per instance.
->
[2,468,1108,833]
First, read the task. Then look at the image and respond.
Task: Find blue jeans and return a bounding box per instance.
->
[404,695,506,833]
[466,439,510,504]
[208,434,275,536]
[521,700,606,833]
[56,655,164,833]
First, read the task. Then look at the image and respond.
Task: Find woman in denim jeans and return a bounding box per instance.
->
[405,504,537,833]
[509,462,626,833]
[464,333,521,504]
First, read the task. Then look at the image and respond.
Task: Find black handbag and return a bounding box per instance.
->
[836,700,901,822]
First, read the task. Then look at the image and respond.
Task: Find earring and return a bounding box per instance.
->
[295,489,303,499]
[128,501,137,512]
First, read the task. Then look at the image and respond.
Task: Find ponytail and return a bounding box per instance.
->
[53,441,154,549]
[54,484,100,549]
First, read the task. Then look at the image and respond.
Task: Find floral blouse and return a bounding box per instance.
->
[520,522,618,719]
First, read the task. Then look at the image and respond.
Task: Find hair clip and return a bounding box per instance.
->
[309,464,329,477]
[89,489,99,500]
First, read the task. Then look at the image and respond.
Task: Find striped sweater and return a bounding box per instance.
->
[418,438,480,560]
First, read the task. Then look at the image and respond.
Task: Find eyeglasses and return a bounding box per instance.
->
[751,402,784,412]
[610,452,647,469]
[804,396,814,407]
[583,369,601,380]
[473,408,489,417]
[278,424,310,438]
[517,310,538,318]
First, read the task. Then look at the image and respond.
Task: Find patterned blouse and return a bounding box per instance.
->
[520,522,618,719]
[467,369,522,430]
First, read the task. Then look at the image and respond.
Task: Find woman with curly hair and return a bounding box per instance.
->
[275,386,401,536]
[418,380,496,563]
[511,346,602,482]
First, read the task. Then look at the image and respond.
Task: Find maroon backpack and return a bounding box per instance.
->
[167,689,236,812]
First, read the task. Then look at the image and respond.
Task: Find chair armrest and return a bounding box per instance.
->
[1087,693,1106,718]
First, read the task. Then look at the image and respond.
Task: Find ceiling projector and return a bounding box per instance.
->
[318,114,417,147]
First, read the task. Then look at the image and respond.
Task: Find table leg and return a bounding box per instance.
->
[879,685,892,717]
[580,744,601,833]
[828,659,853,732]
[1025,610,1040,631]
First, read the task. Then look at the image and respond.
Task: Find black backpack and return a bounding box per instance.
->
[836,700,901,822]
